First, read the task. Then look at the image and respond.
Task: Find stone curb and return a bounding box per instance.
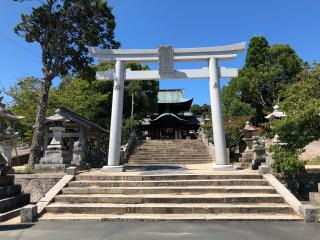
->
[263,174,317,222]
[20,167,76,222]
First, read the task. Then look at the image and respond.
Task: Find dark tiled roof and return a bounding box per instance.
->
[52,107,107,133]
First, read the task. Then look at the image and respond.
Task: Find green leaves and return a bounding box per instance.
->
[269,64,320,150]
[270,145,306,176]
[222,36,303,123]
[15,0,120,79]
[245,36,270,68]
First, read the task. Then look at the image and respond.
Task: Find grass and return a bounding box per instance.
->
[307,156,320,165]
[13,165,35,174]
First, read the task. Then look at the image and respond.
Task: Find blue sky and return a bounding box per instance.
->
[0,0,320,104]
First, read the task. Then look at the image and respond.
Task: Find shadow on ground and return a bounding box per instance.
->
[125,165,189,174]
[0,224,34,232]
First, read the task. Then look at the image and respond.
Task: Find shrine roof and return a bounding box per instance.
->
[0,98,24,122]
[157,89,192,104]
[46,107,107,133]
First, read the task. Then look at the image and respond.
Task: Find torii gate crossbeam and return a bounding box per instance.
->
[89,42,246,171]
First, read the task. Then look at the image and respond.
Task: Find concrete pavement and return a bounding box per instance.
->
[0,221,319,240]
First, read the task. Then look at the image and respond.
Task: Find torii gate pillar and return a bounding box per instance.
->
[209,58,232,170]
[102,60,125,172]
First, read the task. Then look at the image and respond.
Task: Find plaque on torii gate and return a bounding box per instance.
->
[89,42,246,171]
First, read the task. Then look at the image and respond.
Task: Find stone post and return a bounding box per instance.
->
[43,127,49,152]
[252,137,266,170]
[2,140,13,167]
[209,57,232,170]
[72,126,86,167]
[103,60,125,172]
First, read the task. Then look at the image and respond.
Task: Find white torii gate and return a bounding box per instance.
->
[89,42,246,171]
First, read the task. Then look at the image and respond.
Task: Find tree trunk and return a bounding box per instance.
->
[28,75,53,167]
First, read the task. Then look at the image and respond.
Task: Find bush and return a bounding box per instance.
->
[23,165,35,174]
[270,145,306,176]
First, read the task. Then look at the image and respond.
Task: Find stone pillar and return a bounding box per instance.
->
[209,57,232,170]
[103,60,125,172]
[2,140,13,167]
[175,130,179,139]
[72,126,86,167]
[43,127,49,152]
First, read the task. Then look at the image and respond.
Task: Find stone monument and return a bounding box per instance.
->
[251,136,266,170]
[239,121,256,168]
[35,126,72,172]
[35,107,106,172]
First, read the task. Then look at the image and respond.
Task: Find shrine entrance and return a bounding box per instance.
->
[89,42,245,171]
[160,128,175,140]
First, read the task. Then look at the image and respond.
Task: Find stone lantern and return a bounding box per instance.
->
[241,121,257,151]
[265,105,286,121]
[264,105,287,167]
[0,96,24,174]
[239,121,257,168]
[265,104,287,145]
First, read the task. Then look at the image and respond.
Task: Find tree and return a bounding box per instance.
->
[8,71,158,146]
[222,36,303,124]
[123,63,159,120]
[245,36,270,68]
[190,104,211,117]
[50,76,113,129]
[268,64,320,150]
[7,77,44,142]
[14,0,120,166]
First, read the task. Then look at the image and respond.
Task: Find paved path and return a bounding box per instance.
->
[0,221,319,240]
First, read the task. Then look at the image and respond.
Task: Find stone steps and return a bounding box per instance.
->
[129,156,211,160]
[0,175,30,222]
[68,179,269,188]
[62,186,277,195]
[129,160,212,163]
[76,174,262,181]
[128,160,212,164]
[45,202,294,215]
[0,194,30,213]
[134,148,208,151]
[54,193,284,204]
[0,207,23,222]
[0,176,14,187]
[41,173,302,221]
[128,139,212,165]
[129,154,210,157]
[40,212,303,221]
[129,158,212,161]
[0,185,21,199]
[134,147,208,150]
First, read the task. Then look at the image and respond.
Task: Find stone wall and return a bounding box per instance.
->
[275,170,320,201]
[14,173,64,203]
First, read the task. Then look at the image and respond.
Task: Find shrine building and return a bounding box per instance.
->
[139,89,201,140]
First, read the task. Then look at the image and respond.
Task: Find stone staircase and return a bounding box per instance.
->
[0,175,30,221]
[128,140,212,165]
[40,173,303,221]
